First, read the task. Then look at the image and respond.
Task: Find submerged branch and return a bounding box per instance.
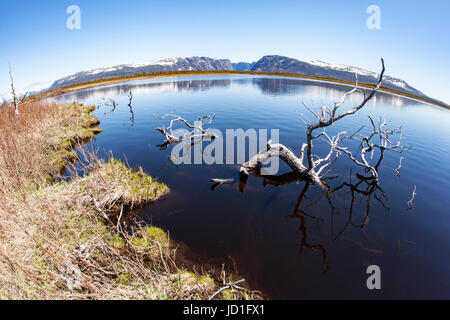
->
[154,113,216,150]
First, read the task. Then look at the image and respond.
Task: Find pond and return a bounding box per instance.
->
[53,74,450,299]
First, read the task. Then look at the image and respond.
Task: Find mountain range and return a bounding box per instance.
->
[49,55,447,107]
[50,57,233,89]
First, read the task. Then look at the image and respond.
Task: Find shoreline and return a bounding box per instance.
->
[0,101,257,300]
[34,71,450,110]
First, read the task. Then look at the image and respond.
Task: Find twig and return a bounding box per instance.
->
[85,187,115,227]
[9,64,19,115]
[208,279,246,300]
[395,157,404,176]
[407,185,417,210]
[116,204,124,231]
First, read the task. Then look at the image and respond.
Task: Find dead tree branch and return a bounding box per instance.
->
[395,156,404,177]
[407,185,417,210]
[210,178,234,191]
[241,59,392,188]
[9,64,19,115]
[19,92,28,104]
[334,116,409,181]
[154,113,216,150]
[208,278,246,300]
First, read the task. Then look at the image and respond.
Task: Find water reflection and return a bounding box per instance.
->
[54,76,423,110]
[252,78,421,108]
[237,166,390,275]
[49,75,450,299]
[57,78,232,102]
[127,91,135,128]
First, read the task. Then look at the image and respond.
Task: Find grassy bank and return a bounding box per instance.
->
[30,70,450,110]
[0,101,255,299]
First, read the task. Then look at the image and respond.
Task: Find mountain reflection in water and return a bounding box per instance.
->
[51,75,450,299]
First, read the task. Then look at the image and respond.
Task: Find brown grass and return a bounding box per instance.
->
[0,101,256,300]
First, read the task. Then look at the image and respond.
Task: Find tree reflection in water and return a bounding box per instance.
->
[238,167,390,274]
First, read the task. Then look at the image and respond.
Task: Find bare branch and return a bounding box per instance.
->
[210,178,234,191]
[208,279,246,300]
[154,113,217,150]
[305,59,385,170]
[395,157,404,177]
[333,73,360,111]
[9,64,19,115]
[407,185,417,210]
[19,92,28,104]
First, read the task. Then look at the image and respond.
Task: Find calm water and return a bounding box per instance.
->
[53,75,450,299]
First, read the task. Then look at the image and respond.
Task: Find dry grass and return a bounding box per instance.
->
[0,101,254,300]
[0,101,101,189]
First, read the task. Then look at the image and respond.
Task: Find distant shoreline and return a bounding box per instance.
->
[35,71,450,110]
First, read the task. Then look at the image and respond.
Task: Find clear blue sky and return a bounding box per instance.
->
[1,0,449,103]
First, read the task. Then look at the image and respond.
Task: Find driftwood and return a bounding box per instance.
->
[210,178,234,191]
[154,113,216,150]
[240,59,407,188]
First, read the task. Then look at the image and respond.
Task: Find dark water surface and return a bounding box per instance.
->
[53,75,450,299]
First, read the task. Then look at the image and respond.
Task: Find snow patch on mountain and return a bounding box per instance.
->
[50,57,233,89]
[308,60,377,78]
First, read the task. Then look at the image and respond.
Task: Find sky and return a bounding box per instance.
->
[0,0,449,103]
